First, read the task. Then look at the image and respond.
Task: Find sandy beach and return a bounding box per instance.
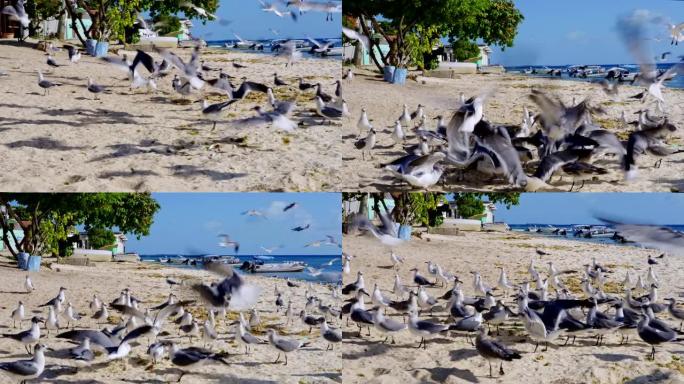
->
[341,230,684,384]
[0,41,341,192]
[0,256,342,383]
[340,68,684,192]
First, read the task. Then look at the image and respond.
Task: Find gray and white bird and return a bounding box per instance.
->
[2,317,43,354]
[266,329,309,365]
[87,78,107,99]
[320,320,342,350]
[24,275,34,293]
[10,301,25,328]
[1,0,29,27]
[0,343,47,383]
[355,127,376,160]
[372,306,407,344]
[37,71,60,95]
[475,327,522,377]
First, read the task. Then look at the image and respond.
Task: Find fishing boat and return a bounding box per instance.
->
[203,255,241,264]
[583,226,616,239]
[538,225,558,234]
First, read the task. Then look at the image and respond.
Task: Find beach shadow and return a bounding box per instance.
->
[0,291,28,294]
[449,348,479,361]
[377,265,395,270]
[415,366,480,383]
[623,370,673,384]
[590,353,638,362]
[291,372,341,383]
[99,169,160,179]
[167,165,248,182]
[4,137,87,151]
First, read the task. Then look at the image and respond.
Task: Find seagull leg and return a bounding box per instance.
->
[284,353,288,365]
[534,342,538,353]
[499,362,505,376]
[569,181,574,192]
[489,361,492,377]
[274,353,280,364]
[543,342,548,352]
[417,338,423,349]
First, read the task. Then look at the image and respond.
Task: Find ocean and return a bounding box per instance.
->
[508,223,684,248]
[140,254,341,284]
[206,37,343,60]
[505,63,683,89]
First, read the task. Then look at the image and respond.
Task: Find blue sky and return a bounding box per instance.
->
[491,193,684,225]
[125,193,341,256]
[187,0,341,40]
[491,0,684,66]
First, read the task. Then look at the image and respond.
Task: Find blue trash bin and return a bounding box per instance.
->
[85,39,97,56]
[27,256,41,272]
[383,65,395,82]
[392,68,408,85]
[17,252,29,270]
[94,41,109,58]
[398,225,412,240]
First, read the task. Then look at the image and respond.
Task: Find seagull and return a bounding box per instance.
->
[411,268,436,287]
[291,224,310,231]
[235,321,263,355]
[274,40,302,67]
[37,71,60,95]
[342,26,369,52]
[165,341,229,381]
[372,306,408,344]
[385,152,446,189]
[355,127,376,160]
[351,210,405,248]
[266,329,309,365]
[1,0,29,27]
[274,73,288,86]
[236,105,298,132]
[357,108,372,137]
[201,98,238,129]
[408,310,449,349]
[24,275,34,293]
[597,217,684,255]
[259,0,296,19]
[10,301,25,328]
[320,320,342,350]
[2,317,43,354]
[87,78,107,100]
[65,45,81,63]
[0,343,47,382]
[191,261,261,311]
[475,327,522,377]
[218,234,240,254]
[47,55,60,68]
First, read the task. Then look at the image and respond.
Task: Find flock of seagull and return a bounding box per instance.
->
[340,209,684,378]
[347,15,683,191]
[33,39,345,133]
[0,261,343,382]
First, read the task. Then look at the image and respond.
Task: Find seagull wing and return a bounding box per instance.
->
[596,217,684,255]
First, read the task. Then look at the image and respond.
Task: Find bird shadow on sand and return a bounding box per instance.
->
[449,348,479,362]
[88,142,179,162]
[0,290,28,294]
[377,265,395,270]
[414,366,480,383]
[99,169,161,179]
[292,372,341,383]
[584,351,640,363]
[4,137,87,151]
[166,165,248,182]
[623,370,674,384]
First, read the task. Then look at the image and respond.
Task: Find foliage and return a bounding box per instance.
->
[86,227,116,249]
[152,14,182,36]
[343,0,523,70]
[388,193,447,227]
[64,0,218,44]
[0,193,159,258]
[449,38,481,62]
[454,192,520,218]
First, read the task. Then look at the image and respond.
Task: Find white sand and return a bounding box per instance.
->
[341,231,684,384]
[0,42,341,192]
[341,68,684,192]
[0,257,342,383]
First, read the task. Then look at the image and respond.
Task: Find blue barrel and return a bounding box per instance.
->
[398,225,412,240]
[27,256,41,272]
[85,39,97,56]
[392,68,408,85]
[17,252,29,269]
[383,65,395,82]
[94,41,109,58]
